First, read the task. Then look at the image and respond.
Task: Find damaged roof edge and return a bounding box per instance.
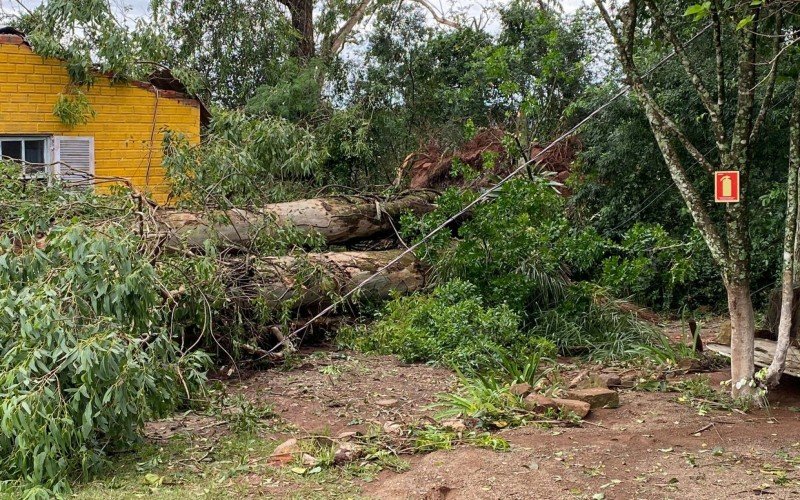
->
[0,26,211,125]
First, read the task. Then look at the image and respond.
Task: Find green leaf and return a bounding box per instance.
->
[683,2,711,21]
[737,15,755,30]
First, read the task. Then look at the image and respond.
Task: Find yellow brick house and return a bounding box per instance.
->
[0,28,203,204]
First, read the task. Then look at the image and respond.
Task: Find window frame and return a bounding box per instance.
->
[0,135,53,181]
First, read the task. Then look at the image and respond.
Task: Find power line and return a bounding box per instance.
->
[270,23,715,351]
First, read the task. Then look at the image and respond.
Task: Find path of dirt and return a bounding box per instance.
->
[207,346,800,499]
[141,318,800,499]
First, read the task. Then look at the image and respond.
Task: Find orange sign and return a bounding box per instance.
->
[714,171,740,203]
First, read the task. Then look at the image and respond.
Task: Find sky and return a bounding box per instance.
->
[2,0,587,23]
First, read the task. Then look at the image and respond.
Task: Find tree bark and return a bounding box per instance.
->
[156,192,438,248]
[225,250,426,311]
[766,77,800,386]
[278,0,315,59]
[592,0,773,401]
[727,280,756,397]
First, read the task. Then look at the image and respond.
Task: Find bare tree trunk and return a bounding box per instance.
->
[727,280,756,397]
[766,78,800,386]
[225,250,426,311]
[156,192,438,248]
[278,0,315,59]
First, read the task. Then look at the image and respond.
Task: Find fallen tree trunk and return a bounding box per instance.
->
[155,191,438,248]
[225,249,427,311]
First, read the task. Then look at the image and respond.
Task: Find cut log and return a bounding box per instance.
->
[155,192,438,248]
[706,339,800,378]
[225,249,426,311]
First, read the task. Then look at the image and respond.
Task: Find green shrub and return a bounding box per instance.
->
[0,224,209,495]
[529,284,663,361]
[401,181,571,317]
[338,280,555,373]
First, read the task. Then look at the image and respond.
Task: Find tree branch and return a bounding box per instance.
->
[594,0,727,265]
[408,0,461,29]
[644,94,717,175]
[326,0,373,56]
[712,0,725,121]
[594,1,715,174]
[644,0,726,148]
[751,8,784,142]
[642,93,729,268]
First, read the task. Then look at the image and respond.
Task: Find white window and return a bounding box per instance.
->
[0,136,95,188]
[54,136,95,188]
[0,136,50,180]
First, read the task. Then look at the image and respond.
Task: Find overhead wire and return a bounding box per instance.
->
[258,23,717,354]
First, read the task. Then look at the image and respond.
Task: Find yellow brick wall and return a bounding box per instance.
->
[0,38,201,204]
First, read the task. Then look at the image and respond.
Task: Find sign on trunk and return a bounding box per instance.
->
[714,171,740,203]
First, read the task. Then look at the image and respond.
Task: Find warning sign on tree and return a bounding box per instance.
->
[714,171,740,203]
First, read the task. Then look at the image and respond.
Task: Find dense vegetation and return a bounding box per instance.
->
[1,0,798,495]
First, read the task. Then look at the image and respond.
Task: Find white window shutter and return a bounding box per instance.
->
[54,136,94,187]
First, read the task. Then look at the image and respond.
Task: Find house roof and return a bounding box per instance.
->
[0,27,210,124]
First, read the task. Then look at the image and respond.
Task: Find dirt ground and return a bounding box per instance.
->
[82,320,800,500]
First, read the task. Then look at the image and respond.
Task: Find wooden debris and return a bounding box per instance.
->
[706,339,800,378]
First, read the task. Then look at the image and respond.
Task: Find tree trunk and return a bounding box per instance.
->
[156,192,438,248]
[225,250,426,311]
[279,0,315,59]
[766,76,800,386]
[727,280,756,398]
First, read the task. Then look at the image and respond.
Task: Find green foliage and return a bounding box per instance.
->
[16,0,202,93]
[435,375,529,430]
[246,59,323,121]
[595,223,709,310]
[403,181,570,316]
[52,90,95,127]
[338,280,555,374]
[0,224,208,495]
[163,110,326,207]
[396,179,677,361]
[0,161,210,495]
[153,0,293,106]
[637,375,754,415]
[530,285,663,361]
[435,354,565,429]
[493,349,557,388]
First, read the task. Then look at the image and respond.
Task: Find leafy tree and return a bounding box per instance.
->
[151,0,295,106]
[593,0,799,398]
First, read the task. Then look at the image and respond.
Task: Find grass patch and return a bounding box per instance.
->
[634,375,753,415]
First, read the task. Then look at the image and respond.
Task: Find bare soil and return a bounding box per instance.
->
[132,321,800,500]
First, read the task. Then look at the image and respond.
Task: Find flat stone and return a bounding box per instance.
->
[552,398,591,419]
[523,393,558,412]
[599,373,622,388]
[567,387,620,409]
[509,382,532,397]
